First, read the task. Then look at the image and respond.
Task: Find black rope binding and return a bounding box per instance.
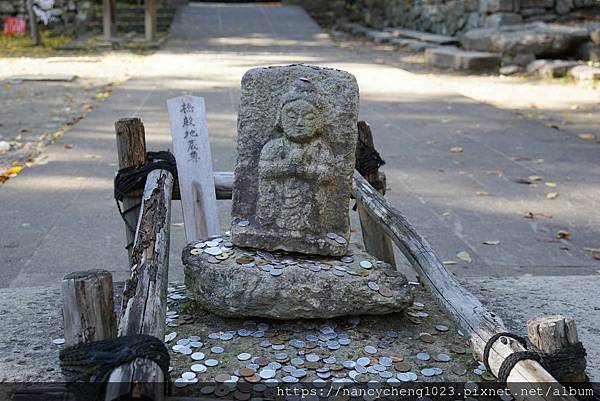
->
[483,332,528,373]
[483,332,587,383]
[59,334,170,383]
[114,151,178,250]
[355,137,386,178]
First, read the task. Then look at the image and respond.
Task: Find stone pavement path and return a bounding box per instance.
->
[0,3,598,378]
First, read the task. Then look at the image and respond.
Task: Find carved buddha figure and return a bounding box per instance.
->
[256,78,335,234]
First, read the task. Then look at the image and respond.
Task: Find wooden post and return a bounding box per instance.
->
[527,315,587,382]
[106,168,173,401]
[61,270,117,346]
[351,171,577,401]
[115,117,148,261]
[168,96,220,242]
[26,0,40,46]
[356,121,396,266]
[145,0,157,42]
[103,0,116,40]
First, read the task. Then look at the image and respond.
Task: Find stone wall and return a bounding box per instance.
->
[0,0,93,35]
[293,0,597,36]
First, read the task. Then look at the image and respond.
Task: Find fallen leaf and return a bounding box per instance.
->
[578,133,596,141]
[556,230,571,240]
[3,166,22,176]
[546,192,558,200]
[476,191,489,196]
[456,251,472,263]
[483,240,500,245]
[528,175,544,181]
[545,182,557,188]
[514,178,532,185]
[449,146,463,153]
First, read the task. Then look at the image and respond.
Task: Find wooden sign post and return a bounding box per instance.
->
[168,96,220,242]
[145,0,157,42]
[103,0,116,40]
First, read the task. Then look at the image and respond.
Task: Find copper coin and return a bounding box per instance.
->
[390,355,404,363]
[304,361,321,370]
[378,286,394,297]
[239,368,256,377]
[408,317,422,325]
[236,256,254,264]
[450,344,466,354]
[419,333,435,343]
[270,338,284,345]
[214,384,230,397]
[255,357,269,366]
[237,381,254,392]
[244,373,261,383]
[305,341,317,349]
[394,362,411,372]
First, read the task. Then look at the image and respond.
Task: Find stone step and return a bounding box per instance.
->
[389,37,439,51]
[385,28,459,45]
[425,46,501,71]
[568,65,600,81]
[526,59,581,78]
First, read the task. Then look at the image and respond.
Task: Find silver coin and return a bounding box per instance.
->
[343,360,356,369]
[174,378,188,388]
[282,375,299,383]
[373,364,386,372]
[357,357,370,366]
[205,239,221,247]
[267,362,282,370]
[332,269,346,277]
[316,371,331,379]
[177,339,190,346]
[164,332,177,342]
[270,269,284,276]
[211,346,224,354]
[191,352,205,361]
[398,372,418,382]
[364,345,377,354]
[205,247,222,256]
[52,338,65,345]
[379,371,393,379]
[191,363,207,373]
[367,281,380,291]
[379,357,393,367]
[357,363,369,374]
[327,341,340,350]
[180,347,192,355]
[434,324,449,332]
[416,352,430,361]
[193,242,206,249]
[339,338,351,346]
[360,260,373,269]
[204,359,219,367]
[259,340,271,348]
[292,369,307,378]
[237,353,252,361]
[327,232,338,240]
[335,236,347,245]
[237,220,250,227]
[220,333,234,341]
[306,353,320,362]
[271,344,285,350]
[181,371,196,380]
[274,352,288,359]
[473,368,484,375]
[259,369,276,379]
[435,353,451,362]
[431,367,443,375]
[341,256,354,263]
[386,330,399,338]
[421,368,436,377]
[291,357,304,366]
[208,333,220,340]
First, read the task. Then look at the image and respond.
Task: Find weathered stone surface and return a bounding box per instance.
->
[425,46,501,71]
[231,65,359,257]
[499,65,521,75]
[591,29,600,46]
[575,41,600,62]
[461,22,589,56]
[568,65,600,81]
[483,13,523,29]
[537,60,580,78]
[183,240,413,319]
[555,0,573,14]
[479,0,516,14]
[390,37,439,51]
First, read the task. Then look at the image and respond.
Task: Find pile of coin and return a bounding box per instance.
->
[164,294,478,395]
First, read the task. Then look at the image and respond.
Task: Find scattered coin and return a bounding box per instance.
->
[451,365,467,376]
[364,345,377,354]
[394,362,410,372]
[450,344,466,354]
[259,369,276,379]
[434,353,451,362]
[214,373,231,383]
[326,232,338,240]
[191,364,207,373]
[367,281,380,291]
[237,353,252,361]
[181,371,196,380]
[237,220,250,227]
[239,368,255,377]
[397,372,418,382]
[211,346,224,354]
[378,286,393,297]
[434,324,449,332]
[190,248,203,255]
[270,269,283,276]
[416,352,431,361]
[191,352,205,361]
[205,247,222,256]
[205,359,219,367]
[419,333,435,343]
[421,368,436,377]
[52,338,65,345]
[359,260,373,269]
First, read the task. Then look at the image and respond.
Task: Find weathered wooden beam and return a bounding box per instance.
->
[356,121,395,266]
[102,0,116,40]
[115,117,148,261]
[145,0,157,42]
[26,0,40,45]
[351,170,577,401]
[527,315,587,382]
[61,270,117,347]
[105,168,173,401]
[168,96,220,242]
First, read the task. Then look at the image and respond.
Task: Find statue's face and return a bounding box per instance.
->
[280,100,320,143]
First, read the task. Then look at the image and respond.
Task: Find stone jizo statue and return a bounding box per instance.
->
[256,78,335,234]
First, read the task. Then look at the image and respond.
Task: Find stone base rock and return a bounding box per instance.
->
[461,22,589,56]
[182,238,413,320]
[568,65,600,81]
[425,46,501,71]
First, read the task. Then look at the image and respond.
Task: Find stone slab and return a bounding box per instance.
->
[461,22,589,56]
[425,46,501,71]
[386,28,458,45]
[182,238,413,319]
[230,64,359,257]
[537,60,580,78]
[389,37,439,51]
[568,65,600,81]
